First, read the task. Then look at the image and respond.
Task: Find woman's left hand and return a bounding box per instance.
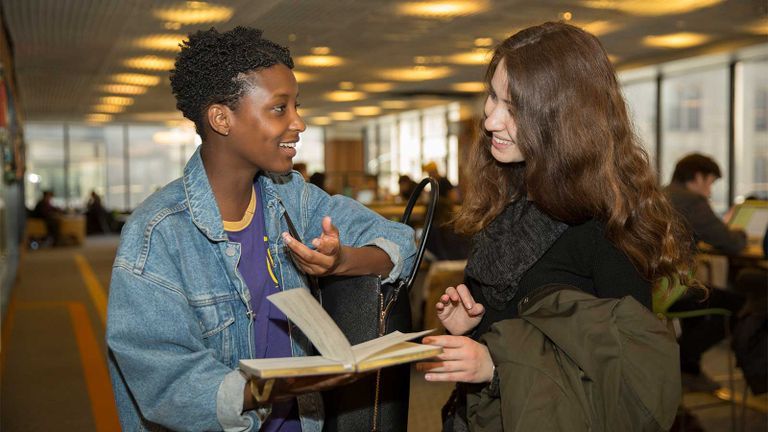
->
[416,335,494,383]
[282,216,345,276]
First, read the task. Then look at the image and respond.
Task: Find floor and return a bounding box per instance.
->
[1,235,766,431]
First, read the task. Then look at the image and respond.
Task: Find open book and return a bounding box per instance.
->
[239,288,442,379]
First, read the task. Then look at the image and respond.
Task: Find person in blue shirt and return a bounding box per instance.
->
[106,27,416,431]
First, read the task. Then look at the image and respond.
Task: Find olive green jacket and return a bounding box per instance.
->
[467,284,680,432]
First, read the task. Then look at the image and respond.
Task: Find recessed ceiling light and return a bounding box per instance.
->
[86,113,113,123]
[153,2,233,24]
[100,84,148,95]
[352,106,382,116]
[446,49,491,65]
[381,100,409,109]
[292,71,314,82]
[310,116,332,126]
[581,0,723,16]
[295,55,345,68]
[359,82,395,92]
[92,104,126,114]
[325,91,366,102]
[99,96,134,106]
[311,46,332,55]
[397,1,489,18]
[112,73,162,86]
[379,66,452,81]
[124,55,176,71]
[451,82,485,92]
[560,11,573,21]
[135,34,186,51]
[577,20,621,36]
[473,38,493,48]
[330,112,355,121]
[742,18,767,35]
[643,32,710,49]
[339,81,355,90]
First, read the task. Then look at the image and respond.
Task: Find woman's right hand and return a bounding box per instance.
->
[436,284,485,335]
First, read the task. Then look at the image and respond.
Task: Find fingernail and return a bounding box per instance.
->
[424,374,433,381]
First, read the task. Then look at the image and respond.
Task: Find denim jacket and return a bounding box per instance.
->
[106,149,416,431]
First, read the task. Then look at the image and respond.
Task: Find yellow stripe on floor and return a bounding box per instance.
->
[74,253,108,326]
[67,301,120,431]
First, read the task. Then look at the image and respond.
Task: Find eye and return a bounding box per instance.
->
[273,105,286,113]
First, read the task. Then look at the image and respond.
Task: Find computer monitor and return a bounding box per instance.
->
[729,200,768,243]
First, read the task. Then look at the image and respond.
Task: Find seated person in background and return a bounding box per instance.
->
[106,27,416,431]
[32,190,63,244]
[86,190,111,234]
[422,161,460,204]
[397,174,418,202]
[664,153,747,255]
[309,171,327,193]
[664,153,746,392]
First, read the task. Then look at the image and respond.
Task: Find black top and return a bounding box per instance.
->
[471,219,652,336]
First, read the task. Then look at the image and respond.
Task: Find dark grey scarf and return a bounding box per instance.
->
[465,199,568,310]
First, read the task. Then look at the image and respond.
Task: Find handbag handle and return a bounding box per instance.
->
[399,177,439,293]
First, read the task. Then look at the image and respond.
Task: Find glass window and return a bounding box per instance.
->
[735,58,768,201]
[68,125,107,209]
[422,105,448,176]
[105,125,126,211]
[398,111,421,180]
[295,125,324,176]
[661,66,730,213]
[622,80,658,165]
[127,125,190,208]
[24,124,65,209]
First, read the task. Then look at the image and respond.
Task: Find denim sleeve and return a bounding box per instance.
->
[301,184,417,284]
[107,266,260,431]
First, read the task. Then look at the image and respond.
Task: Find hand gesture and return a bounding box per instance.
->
[416,335,494,383]
[436,284,484,335]
[283,216,345,276]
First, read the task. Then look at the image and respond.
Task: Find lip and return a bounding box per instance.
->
[491,136,514,149]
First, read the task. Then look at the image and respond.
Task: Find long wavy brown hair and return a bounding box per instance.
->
[453,22,695,293]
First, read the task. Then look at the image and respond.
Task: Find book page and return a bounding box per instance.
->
[267,289,355,367]
[356,342,442,373]
[351,329,434,362]
[240,356,351,379]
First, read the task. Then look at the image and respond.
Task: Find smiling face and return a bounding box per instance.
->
[484,60,524,164]
[219,64,306,174]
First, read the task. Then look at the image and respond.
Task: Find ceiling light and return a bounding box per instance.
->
[92,104,126,114]
[580,0,723,16]
[330,112,355,121]
[112,73,162,86]
[381,100,409,109]
[124,55,176,71]
[99,96,134,106]
[560,11,573,21]
[325,90,366,102]
[310,116,332,126]
[474,37,493,48]
[99,84,148,95]
[339,81,355,90]
[608,54,620,63]
[577,20,621,36]
[451,82,485,92]
[153,2,233,24]
[164,22,182,30]
[311,46,332,55]
[131,111,186,122]
[643,32,710,49]
[379,66,452,81]
[447,49,491,65]
[352,106,382,116]
[397,1,489,18]
[85,114,113,123]
[295,55,345,68]
[135,34,186,51]
[359,82,395,92]
[743,18,767,35]
[292,70,314,82]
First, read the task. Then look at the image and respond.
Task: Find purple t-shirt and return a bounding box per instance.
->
[225,182,301,432]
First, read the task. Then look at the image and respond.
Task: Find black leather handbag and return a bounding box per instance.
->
[284,178,438,432]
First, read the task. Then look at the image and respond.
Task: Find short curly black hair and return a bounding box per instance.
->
[170,26,294,135]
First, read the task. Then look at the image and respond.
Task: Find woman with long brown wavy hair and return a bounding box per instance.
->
[417,22,694,430]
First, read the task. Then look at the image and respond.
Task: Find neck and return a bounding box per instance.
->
[200,142,259,221]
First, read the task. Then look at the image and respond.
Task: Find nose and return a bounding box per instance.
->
[291,110,306,133]
[484,105,503,133]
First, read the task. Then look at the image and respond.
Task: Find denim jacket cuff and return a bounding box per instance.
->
[217,370,266,431]
[368,237,403,284]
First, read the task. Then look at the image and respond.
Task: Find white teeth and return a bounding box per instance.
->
[494,137,513,145]
[279,142,296,148]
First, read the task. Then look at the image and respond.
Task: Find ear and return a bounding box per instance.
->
[206,104,232,137]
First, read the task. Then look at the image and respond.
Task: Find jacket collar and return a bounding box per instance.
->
[182,148,228,242]
[518,283,582,315]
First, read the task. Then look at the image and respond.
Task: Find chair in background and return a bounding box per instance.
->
[653,278,739,432]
